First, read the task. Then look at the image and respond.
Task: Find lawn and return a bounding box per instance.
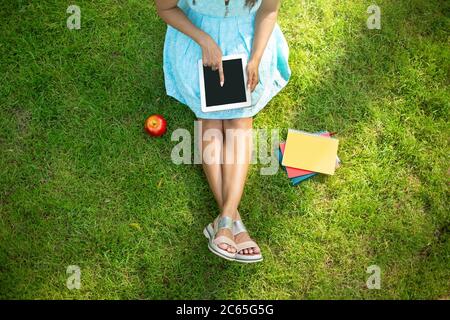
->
[0,0,449,299]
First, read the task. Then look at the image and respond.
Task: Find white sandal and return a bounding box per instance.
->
[232,220,263,263]
[203,216,237,261]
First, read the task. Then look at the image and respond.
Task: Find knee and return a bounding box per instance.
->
[198,119,224,147]
[223,117,253,130]
[223,118,253,146]
[198,119,223,140]
[199,119,223,131]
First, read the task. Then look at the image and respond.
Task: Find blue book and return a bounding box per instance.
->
[290,172,317,186]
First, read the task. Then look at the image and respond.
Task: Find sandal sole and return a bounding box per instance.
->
[234,255,263,264]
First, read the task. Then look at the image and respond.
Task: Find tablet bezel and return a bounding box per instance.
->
[198,53,252,113]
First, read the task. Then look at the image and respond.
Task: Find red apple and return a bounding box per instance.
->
[145,114,167,137]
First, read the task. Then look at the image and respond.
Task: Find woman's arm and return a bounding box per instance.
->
[154,0,205,49]
[247,0,281,91]
[154,0,225,86]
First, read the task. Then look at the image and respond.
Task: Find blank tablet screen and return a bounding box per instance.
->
[203,59,247,107]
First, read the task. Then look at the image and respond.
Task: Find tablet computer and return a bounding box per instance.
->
[198,54,252,113]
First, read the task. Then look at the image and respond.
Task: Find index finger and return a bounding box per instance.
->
[218,62,224,87]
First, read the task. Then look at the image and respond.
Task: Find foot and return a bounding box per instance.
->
[213,216,237,254]
[234,225,260,256]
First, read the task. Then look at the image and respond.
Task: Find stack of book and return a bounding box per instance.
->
[277,130,341,186]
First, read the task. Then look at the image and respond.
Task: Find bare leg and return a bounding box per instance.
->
[198,119,235,253]
[221,118,253,216]
[199,118,259,255]
[221,118,259,255]
[198,119,224,208]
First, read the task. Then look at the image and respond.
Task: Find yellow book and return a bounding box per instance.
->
[281,130,339,175]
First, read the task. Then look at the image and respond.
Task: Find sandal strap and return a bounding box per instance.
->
[236,240,259,251]
[213,236,237,249]
[232,220,259,251]
[215,216,233,232]
[232,220,247,235]
[212,216,237,249]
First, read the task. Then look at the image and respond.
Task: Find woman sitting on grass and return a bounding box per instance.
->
[155,0,291,263]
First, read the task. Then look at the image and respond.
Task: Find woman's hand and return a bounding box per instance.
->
[198,34,224,87]
[246,58,260,92]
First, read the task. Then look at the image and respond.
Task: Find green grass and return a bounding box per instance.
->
[0,0,449,299]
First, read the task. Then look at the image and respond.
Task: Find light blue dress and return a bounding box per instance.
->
[163,0,291,119]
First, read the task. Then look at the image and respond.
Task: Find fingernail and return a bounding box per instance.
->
[220,81,224,87]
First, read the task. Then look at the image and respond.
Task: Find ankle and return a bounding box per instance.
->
[220,211,235,220]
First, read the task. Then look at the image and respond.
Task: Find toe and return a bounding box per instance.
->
[218,243,228,251]
[248,249,254,255]
[253,247,260,254]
